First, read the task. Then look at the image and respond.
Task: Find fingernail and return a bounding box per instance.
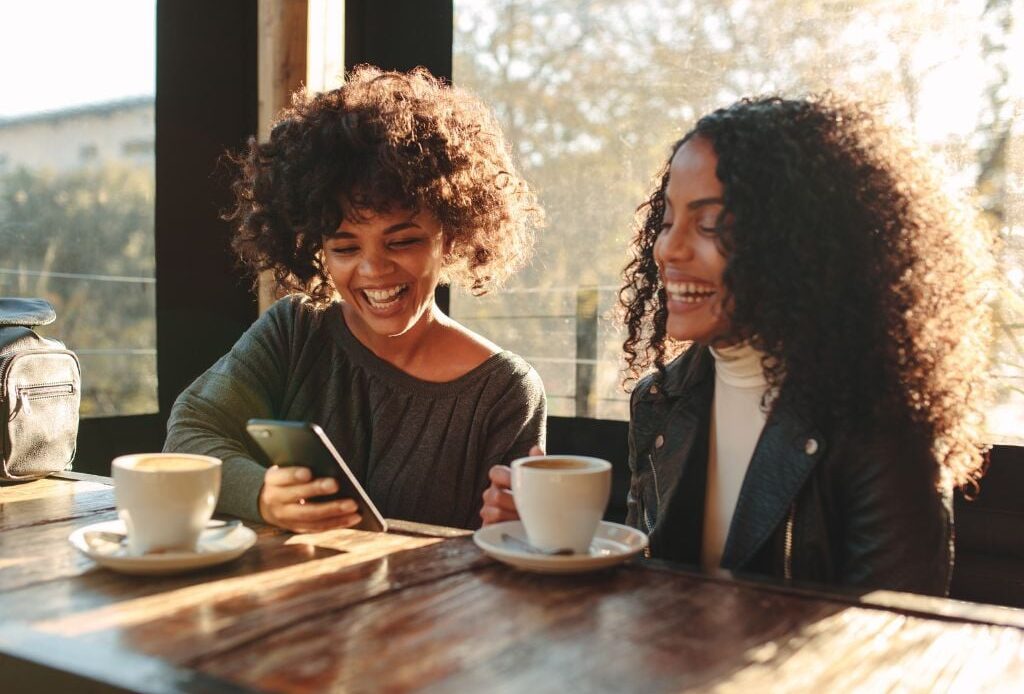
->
[339,500,357,513]
[295,468,311,481]
[321,479,337,492]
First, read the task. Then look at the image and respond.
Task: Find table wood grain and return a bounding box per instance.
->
[2,475,1024,693]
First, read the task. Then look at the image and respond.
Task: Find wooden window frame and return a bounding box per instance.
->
[75,1,1020,535]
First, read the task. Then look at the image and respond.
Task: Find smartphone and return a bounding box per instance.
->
[245,419,387,532]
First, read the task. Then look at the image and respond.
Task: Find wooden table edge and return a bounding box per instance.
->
[54,470,115,485]
[0,623,255,694]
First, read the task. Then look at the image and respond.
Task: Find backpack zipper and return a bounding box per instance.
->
[1,348,80,416]
[14,382,77,416]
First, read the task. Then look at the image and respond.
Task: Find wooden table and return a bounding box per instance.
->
[3,474,1024,693]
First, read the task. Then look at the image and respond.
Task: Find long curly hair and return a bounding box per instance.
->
[225,65,543,303]
[621,95,993,489]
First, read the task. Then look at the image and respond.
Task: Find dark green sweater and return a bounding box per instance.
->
[164,296,546,529]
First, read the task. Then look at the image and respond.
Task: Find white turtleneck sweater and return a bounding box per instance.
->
[702,343,770,572]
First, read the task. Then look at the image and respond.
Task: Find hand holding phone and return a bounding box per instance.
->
[246,419,387,533]
[258,465,363,534]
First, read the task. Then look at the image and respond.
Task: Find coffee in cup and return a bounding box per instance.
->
[511,455,612,554]
[112,453,221,556]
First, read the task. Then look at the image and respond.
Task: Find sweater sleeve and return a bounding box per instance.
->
[492,361,547,466]
[456,358,544,528]
[163,298,297,521]
[465,359,546,526]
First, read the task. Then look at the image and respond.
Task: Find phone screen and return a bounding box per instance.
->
[245,419,387,532]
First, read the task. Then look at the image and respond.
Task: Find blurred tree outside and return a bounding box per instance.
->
[0,164,157,416]
[977,0,1024,440]
[451,0,1024,439]
[0,0,156,421]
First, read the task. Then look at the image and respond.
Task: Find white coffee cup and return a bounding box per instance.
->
[112,453,222,556]
[511,455,612,554]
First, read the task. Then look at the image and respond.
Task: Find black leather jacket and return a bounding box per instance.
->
[626,345,953,596]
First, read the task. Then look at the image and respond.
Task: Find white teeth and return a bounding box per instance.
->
[363,285,407,305]
[665,281,716,302]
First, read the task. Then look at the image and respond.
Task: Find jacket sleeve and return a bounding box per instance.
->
[163,299,295,521]
[838,429,953,596]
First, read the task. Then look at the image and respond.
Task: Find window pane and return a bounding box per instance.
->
[452,0,1024,439]
[0,0,157,417]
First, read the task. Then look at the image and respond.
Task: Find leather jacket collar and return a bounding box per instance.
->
[631,345,826,572]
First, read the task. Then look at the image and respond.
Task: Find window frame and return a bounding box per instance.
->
[74,0,259,474]
[77,1,1021,525]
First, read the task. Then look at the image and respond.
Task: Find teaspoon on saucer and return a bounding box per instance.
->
[500,532,575,556]
[84,519,242,550]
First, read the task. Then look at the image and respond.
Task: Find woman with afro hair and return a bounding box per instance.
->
[164,66,546,532]
[618,96,992,594]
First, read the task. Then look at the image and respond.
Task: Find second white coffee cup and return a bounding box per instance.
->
[511,455,612,554]
[112,453,222,556]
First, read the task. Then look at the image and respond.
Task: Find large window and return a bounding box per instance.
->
[0,0,157,418]
[451,0,1024,441]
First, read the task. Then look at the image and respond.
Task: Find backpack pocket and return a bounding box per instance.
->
[1,348,81,481]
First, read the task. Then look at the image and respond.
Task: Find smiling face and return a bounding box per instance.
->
[323,207,446,341]
[654,136,733,344]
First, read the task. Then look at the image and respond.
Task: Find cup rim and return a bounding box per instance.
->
[511,454,611,473]
[112,453,221,472]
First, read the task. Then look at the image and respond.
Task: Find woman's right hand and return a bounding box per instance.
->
[480,445,544,525]
[258,465,362,533]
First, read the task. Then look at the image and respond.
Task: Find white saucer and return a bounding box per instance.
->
[69,520,257,576]
[473,520,648,574]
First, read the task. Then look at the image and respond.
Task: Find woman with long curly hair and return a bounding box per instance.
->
[480,94,991,592]
[165,66,546,532]
[617,96,992,594]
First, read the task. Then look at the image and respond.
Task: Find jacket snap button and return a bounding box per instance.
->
[654,434,665,449]
[804,438,819,455]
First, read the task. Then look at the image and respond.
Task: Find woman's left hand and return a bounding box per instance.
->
[480,465,516,525]
[479,445,544,525]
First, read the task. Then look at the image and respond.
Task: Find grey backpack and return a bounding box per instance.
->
[0,298,81,481]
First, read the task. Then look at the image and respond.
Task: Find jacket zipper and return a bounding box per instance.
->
[642,509,653,558]
[783,503,795,581]
[649,453,662,507]
[15,382,77,416]
[641,453,660,559]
